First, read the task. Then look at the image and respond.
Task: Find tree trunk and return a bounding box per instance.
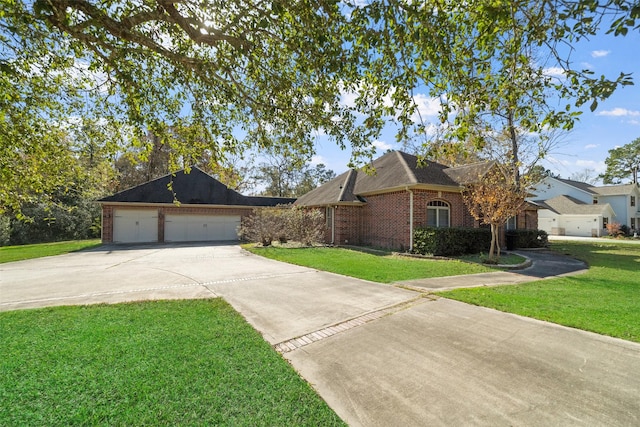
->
[489,223,496,260]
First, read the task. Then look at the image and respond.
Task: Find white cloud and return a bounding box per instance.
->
[543,67,565,78]
[371,140,394,152]
[580,61,594,69]
[591,50,610,58]
[310,155,326,166]
[584,144,598,149]
[596,108,640,117]
[413,93,442,116]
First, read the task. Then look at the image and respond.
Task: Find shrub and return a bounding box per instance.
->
[0,216,10,246]
[285,207,324,246]
[239,206,325,246]
[413,227,491,256]
[9,201,100,245]
[512,229,548,248]
[238,207,286,246]
[606,222,625,238]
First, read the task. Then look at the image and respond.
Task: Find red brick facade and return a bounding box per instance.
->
[100,204,255,243]
[322,189,537,251]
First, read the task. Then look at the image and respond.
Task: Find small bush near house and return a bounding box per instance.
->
[413,227,492,256]
[606,222,625,237]
[512,229,548,248]
[238,207,287,246]
[239,206,324,246]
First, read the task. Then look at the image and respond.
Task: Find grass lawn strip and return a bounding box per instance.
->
[439,241,640,343]
[247,246,494,283]
[0,239,101,263]
[0,299,345,426]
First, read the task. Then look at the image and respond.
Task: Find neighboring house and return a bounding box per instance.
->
[594,184,640,232]
[530,176,640,236]
[98,167,294,244]
[295,150,538,251]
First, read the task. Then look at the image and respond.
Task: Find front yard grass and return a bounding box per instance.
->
[0,299,345,426]
[439,241,640,343]
[246,246,494,283]
[0,239,101,263]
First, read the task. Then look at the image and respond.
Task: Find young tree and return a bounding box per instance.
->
[462,167,528,261]
[601,137,640,184]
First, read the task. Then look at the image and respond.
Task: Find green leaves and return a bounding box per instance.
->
[600,137,640,184]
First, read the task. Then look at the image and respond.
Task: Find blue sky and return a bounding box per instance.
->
[310,29,640,184]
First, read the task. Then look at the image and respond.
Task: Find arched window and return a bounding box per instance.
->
[427,201,450,228]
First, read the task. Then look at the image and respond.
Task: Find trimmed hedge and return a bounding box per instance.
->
[413,227,492,256]
[509,229,548,248]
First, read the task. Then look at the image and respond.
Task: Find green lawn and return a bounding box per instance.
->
[0,299,344,426]
[439,241,640,343]
[246,246,494,283]
[0,239,101,263]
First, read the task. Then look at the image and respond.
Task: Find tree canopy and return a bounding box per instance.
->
[2,0,639,214]
[601,137,640,184]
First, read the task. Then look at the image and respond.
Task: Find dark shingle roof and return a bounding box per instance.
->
[295,150,494,207]
[555,177,598,194]
[99,167,295,207]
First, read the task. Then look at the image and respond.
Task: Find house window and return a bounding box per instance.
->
[506,216,517,230]
[427,201,450,228]
[603,217,608,228]
[631,218,636,230]
[593,197,598,204]
[632,196,636,207]
[326,206,334,228]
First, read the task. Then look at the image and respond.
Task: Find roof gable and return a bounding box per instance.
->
[295,150,494,206]
[99,167,294,206]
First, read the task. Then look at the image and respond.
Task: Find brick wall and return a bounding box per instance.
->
[312,189,538,251]
[360,191,411,250]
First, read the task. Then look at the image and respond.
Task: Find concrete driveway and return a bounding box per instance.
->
[2,243,639,425]
[0,243,416,344]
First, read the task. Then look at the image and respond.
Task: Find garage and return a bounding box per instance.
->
[165,215,240,242]
[113,209,158,243]
[99,167,296,244]
[562,217,594,237]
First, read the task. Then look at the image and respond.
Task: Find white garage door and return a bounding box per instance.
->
[562,217,595,237]
[113,210,158,243]
[164,215,240,242]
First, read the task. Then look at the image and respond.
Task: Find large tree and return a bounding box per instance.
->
[345,1,637,185]
[601,137,640,184]
[2,0,639,215]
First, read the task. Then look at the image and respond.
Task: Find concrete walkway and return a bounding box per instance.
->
[2,243,639,425]
[397,249,588,291]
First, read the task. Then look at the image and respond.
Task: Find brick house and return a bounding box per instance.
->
[295,151,538,251]
[98,167,294,244]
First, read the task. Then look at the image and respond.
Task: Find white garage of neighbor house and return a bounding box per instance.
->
[536,195,615,237]
[99,167,295,244]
